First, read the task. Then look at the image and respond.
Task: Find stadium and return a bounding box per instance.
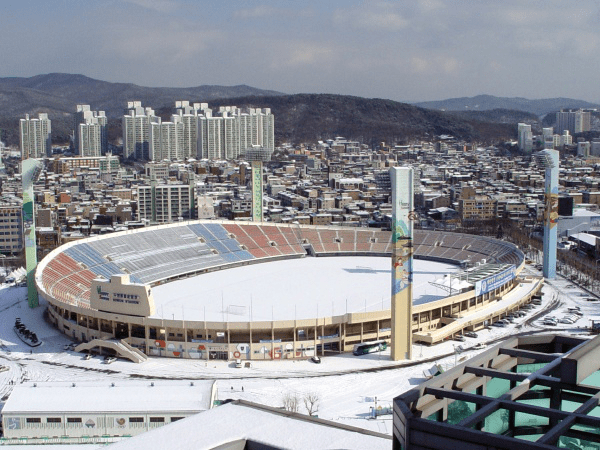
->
[35,221,541,362]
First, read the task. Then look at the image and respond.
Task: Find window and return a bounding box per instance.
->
[67,417,82,423]
[171,417,184,422]
[47,417,61,423]
[26,418,41,423]
[129,417,144,423]
[149,417,165,423]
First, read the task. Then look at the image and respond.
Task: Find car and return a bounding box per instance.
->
[492,322,507,327]
[454,335,466,342]
[104,356,116,364]
[587,297,599,302]
[235,358,242,368]
[83,353,92,360]
[464,331,478,338]
[311,355,321,364]
[473,343,487,350]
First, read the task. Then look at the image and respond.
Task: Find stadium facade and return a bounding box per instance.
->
[36,221,538,362]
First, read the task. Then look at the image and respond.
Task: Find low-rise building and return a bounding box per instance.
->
[1,381,216,440]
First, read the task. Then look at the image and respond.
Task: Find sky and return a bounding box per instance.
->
[1,0,599,102]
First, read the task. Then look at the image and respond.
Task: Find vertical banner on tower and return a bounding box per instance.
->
[542,149,559,280]
[251,160,263,222]
[390,167,413,361]
[22,159,42,308]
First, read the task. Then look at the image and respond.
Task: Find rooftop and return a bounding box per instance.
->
[2,381,215,414]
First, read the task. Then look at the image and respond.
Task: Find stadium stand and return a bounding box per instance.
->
[37,222,524,311]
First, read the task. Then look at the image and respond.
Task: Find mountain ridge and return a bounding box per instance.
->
[414,94,600,116]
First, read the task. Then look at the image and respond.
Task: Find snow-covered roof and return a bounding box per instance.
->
[2,381,215,414]
[106,400,391,450]
[573,208,600,218]
[570,232,598,246]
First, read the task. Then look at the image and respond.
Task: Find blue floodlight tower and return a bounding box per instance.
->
[535,149,559,279]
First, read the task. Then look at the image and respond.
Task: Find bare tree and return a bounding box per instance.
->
[303,392,320,416]
[282,392,300,412]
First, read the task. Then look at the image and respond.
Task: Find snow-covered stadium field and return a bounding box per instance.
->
[151,257,457,321]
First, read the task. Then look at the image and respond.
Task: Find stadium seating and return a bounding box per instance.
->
[38,222,523,311]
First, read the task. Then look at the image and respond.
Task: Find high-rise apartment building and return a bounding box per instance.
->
[20,113,51,159]
[137,182,196,223]
[542,127,554,149]
[556,109,591,134]
[74,105,107,156]
[149,115,185,161]
[122,102,158,160]
[199,112,224,160]
[517,123,532,153]
[124,101,274,162]
[0,203,23,254]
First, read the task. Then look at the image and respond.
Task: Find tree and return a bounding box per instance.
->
[303,392,320,416]
[282,392,300,412]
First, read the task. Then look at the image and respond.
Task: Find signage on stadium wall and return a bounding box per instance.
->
[475,265,516,297]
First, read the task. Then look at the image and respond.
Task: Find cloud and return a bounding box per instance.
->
[333,2,409,32]
[233,5,313,20]
[122,0,179,13]
[279,44,334,68]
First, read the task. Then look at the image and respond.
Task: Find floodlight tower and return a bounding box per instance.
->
[22,158,43,308]
[389,166,414,361]
[534,149,559,279]
[244,146,271,222]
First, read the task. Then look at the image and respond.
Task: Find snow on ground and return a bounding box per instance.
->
[0,262,597,446]
[150,257,456,321]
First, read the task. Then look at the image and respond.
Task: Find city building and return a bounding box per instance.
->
[0,203,23,254]
[51,155,120,174]
[74,105,107,156]
[197,105,274,160]
[556,109,591,134]
[137,182,196,223]
[122,101,158,160]
[149,116,184,161]
[458,196,497,222]
[20,113,51,159]
[517,123,533,153]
